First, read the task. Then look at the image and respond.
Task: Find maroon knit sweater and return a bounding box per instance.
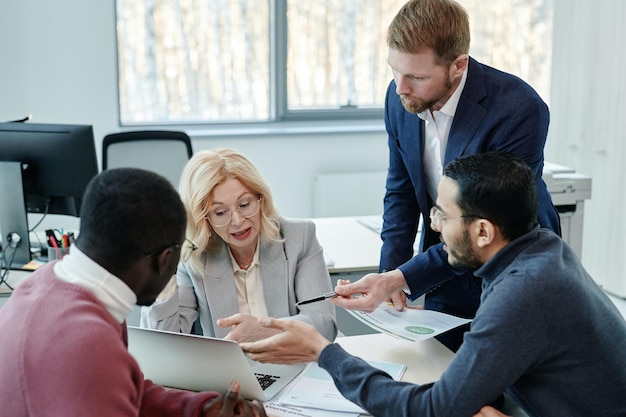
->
[0,264,219,416]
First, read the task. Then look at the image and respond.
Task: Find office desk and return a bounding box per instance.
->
[296,333,527,417]
[265,334,453,417]
[336,333,453,385]
[311,216,382,274]
[0,269,30,299]
[312,215,421,275]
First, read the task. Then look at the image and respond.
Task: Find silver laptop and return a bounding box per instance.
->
[127,326,306,401]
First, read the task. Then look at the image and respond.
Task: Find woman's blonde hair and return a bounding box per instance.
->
[178,148,281,274]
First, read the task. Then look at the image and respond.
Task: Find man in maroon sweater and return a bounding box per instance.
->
[0,168,266,417]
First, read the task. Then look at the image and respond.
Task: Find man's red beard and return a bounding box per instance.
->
[400,96,431,114]
[398,75,454,114]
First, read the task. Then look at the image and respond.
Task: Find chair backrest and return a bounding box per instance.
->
[102,130,193,188]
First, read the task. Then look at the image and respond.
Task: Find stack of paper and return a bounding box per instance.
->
[271,360,405,416]
[347,303,472,342]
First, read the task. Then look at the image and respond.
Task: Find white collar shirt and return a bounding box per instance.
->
[53,246,136,324]
[228,240,268,318]
[418,68,468,202]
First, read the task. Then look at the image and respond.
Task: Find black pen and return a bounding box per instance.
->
[296,291,337,306]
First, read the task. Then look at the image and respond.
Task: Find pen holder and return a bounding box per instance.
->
[47,244,70,261]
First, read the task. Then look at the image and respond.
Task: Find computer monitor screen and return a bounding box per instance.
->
[0,122,98,216]
[0,122,99,268]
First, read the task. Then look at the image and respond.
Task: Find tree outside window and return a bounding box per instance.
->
[116,0,552,125]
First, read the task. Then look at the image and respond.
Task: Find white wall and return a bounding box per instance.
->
[98,125,389,218]
[0,1,119,144]
[546,0,626,297]
[2,1,624,296]
[189,131,388,218]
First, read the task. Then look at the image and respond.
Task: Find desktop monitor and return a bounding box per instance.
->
[0,122,99,268]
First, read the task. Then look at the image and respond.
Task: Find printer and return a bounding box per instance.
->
[542,161,592,260]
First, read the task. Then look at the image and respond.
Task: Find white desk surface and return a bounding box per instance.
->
[311,216,382,274]
[265,334,454,417]
[0,269,31,296]
[318,333,527,417]
[336,333,453,385]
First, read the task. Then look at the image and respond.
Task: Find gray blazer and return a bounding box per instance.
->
[141,217,337,340]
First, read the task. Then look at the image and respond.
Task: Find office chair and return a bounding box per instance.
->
[102,130,193,187]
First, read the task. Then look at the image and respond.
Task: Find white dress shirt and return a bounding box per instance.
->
[418,69,468,202]
[227,242,269,318]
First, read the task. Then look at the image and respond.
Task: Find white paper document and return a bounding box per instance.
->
[346,303,472,342]
[265,402,359,417]
[278,360,406,414]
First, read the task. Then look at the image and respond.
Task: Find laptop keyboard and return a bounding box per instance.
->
[255,372,281,390]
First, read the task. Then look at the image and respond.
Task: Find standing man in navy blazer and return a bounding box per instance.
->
[377,0,561,351]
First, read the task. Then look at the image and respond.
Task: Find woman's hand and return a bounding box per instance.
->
[217,313,281,343]
[240,318,330,364]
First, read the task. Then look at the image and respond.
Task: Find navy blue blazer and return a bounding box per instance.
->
[380,57,561,315]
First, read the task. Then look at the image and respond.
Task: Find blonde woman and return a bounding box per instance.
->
[141,148,337,342]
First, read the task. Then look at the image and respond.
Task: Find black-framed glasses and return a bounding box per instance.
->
[145,238,198,262]
[206,197,262,228]
[429,206,477,229]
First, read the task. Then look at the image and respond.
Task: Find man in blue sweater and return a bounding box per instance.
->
[241,152,626,417]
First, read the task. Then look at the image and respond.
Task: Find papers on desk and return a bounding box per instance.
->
[265,402,355,417]
[346,303,472,342]
[274,360,405,415]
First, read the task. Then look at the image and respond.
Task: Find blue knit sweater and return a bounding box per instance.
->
[319,227,626,417]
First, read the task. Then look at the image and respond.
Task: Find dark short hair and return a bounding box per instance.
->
[443,152,538,240]
[77,168,187,270]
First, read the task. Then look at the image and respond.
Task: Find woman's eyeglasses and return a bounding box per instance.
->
[206,197,262,228]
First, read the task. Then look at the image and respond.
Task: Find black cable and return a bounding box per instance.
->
[25,200,50,259]
[0,243,16,291]
[28,199,50,233]
[1,198,50,290]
